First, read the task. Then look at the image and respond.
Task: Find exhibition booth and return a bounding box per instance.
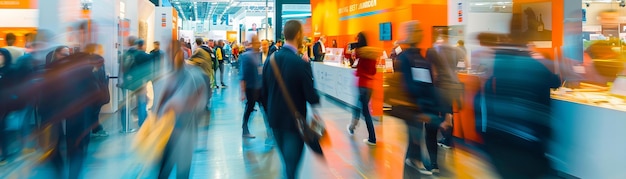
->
[311,0,449,119]
[311,0,626,178]
[453,0,626,178]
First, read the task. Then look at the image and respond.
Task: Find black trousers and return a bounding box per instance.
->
[424,122,440,168]
[405,123,423,161]
[42,107,93,179]
[242,88,265,134]
[484,133,551,179]
[218,60,225,85]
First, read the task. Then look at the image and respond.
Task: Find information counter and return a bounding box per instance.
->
[311,62,384,117]
[454,71,626,178]
[549,90,626,179]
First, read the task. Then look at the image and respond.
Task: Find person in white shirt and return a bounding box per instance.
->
[3,33,25,63]
[313,35,326,61]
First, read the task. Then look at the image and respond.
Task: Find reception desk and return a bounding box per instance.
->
[549,91,626,179]
[311,62,384,117]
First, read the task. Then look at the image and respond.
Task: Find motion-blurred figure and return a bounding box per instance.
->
[0,48,16,165]
[84,44,110,137]
[36,21,108,179]
[347,32,380,146]
[119,39,153,128]
[481,13,561,178]
[215,40,227,87]
[186,38,214,110]
[157,39,209,179]
[239,34,264,139]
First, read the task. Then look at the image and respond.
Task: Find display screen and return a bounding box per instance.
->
[379,22,392,41]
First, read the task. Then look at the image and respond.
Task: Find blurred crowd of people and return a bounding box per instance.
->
[0,10,577,179]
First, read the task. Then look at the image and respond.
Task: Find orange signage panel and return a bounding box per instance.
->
[0,0,37,9]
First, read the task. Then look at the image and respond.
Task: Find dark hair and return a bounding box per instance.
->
[154,41,160,45]
[5,33,16,45]
[355,32,367,48]
[135,39,145,47]
[283,20,303,41]
[195,38,204,46]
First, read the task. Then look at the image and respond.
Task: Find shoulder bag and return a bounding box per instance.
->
[269,54,326,156]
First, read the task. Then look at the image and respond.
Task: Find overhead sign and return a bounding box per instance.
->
[338,0,377,15]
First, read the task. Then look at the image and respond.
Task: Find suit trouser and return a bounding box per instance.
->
[273,129,304,179]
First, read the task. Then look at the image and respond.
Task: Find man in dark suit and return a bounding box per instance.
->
[312,35,326,61]
[261,39,270,64]
[261,20,321,179]
[268,40,282,57]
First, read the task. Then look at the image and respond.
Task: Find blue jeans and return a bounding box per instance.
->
[273,129,304,179]
[352,87,376,142]
[136,88,148,127]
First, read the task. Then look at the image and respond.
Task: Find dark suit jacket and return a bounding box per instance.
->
[269,45,278,56]
[261,46,320,132]
[312,41,324,61]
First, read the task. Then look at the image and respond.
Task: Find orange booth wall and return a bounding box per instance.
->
[311,0,448,118]
[0,0,38,47]
[312,0,448,54]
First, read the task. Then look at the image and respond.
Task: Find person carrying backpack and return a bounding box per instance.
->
[396,21,453,175]
[119,39,153,129]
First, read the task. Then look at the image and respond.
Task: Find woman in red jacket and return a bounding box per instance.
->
[347,32,382,145]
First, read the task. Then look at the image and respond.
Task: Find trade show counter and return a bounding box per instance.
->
[549,89,626,179]
[452,69,626,178]
[311,62,384,117]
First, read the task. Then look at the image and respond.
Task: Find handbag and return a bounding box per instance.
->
[269,54,326,156]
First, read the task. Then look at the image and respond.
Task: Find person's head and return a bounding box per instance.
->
[399,20,424,48]
[5,33,16,46]
[437,28,450,42]
[46,45,69,62]
[332,39,337,46]
[245,34,260,52]
[276,40,283,47]
[0,48,11,68]
[261,39,269,53]
[283,20,304,47]
[195,38,204,46]
[218,40,224,47]
[135,39,145,51]
[320,35,326,43]
[208,39,215,47]
[128,36,138,47]
[355,32,368,48]
[154,41,160,50]
[457,40,465,47]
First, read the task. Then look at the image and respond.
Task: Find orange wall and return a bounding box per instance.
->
[312,0,447,52]
[0,0,37,9]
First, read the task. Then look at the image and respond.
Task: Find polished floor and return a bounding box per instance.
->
[0,65,499,179]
